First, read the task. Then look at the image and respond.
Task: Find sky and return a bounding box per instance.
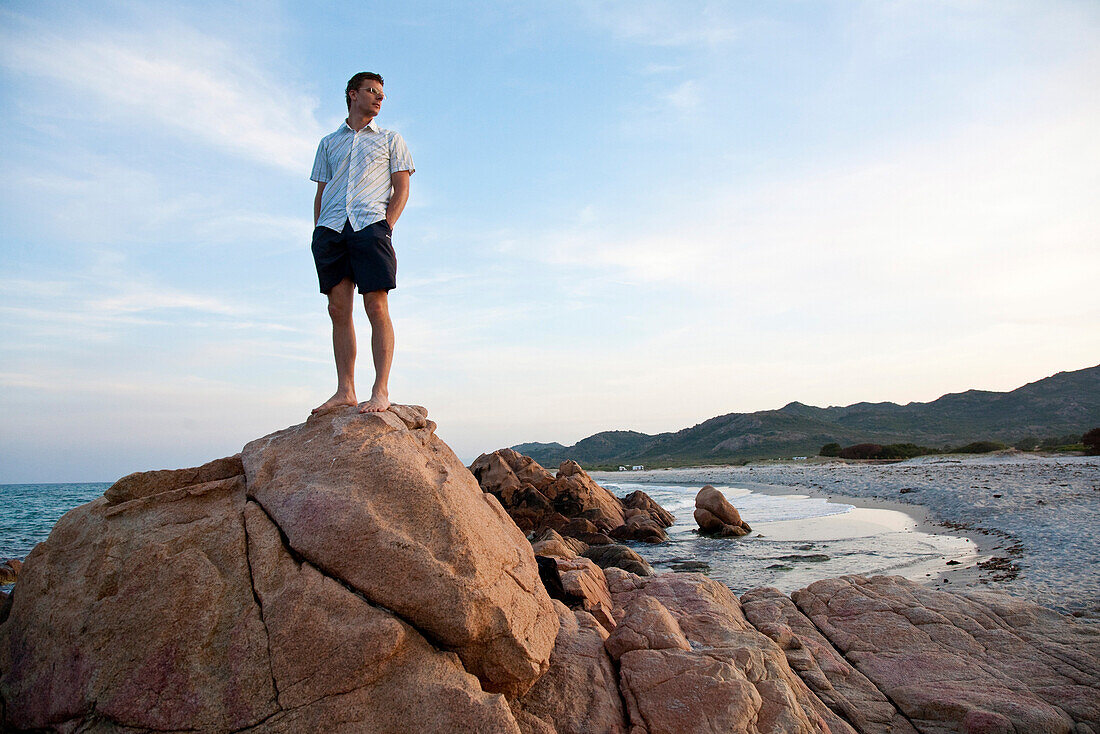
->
[1,0,1098,483]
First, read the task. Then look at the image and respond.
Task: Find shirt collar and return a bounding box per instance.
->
[343,119,380,134]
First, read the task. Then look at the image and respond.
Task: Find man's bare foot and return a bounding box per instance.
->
[359,392,390,413]
[312,390,357,414]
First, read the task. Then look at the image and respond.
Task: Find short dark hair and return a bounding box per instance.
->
[346,72,384,109]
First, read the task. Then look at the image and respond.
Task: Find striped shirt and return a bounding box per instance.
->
[311,120,415,232]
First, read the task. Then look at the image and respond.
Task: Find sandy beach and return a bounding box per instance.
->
[594,452,1100,617]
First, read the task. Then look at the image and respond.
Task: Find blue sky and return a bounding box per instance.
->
[1,0,1098,482]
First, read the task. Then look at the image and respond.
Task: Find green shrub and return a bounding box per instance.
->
[1083,428,1100,455]
[819,442,841,457]
[949,441,1008,454]
[877,443,937,460]
[839,443,883,460]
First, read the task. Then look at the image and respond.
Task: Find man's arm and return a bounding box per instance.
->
[386,171,411,228]
[313,181,326,226]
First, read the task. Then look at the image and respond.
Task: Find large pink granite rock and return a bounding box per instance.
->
[511,601,627,734]
[470,450,673,541]
[741,586,916,734]
[0,475,275,731]
[243,406,557,697]
[694,484,752,537]
[606,572,844,734]
[792,575,1100,733]
[0,406,551,730]
[241,501,519,732]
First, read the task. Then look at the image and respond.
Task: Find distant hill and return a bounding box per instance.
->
[511,364,1100,468]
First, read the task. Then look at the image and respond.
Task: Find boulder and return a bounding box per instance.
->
[622,490,675,527]
[0,476,275,731]
[583,543,654,577]
[0,561,18,585]
[604,595,690,661]
[607,572,842,734]
[242,406,557,697]
[241,502,520,732]
[0,406,554,730]
[530,528,581,559]
[609,512,668,543]
[511,602,627,734]
[694,485,752,536]
[553,556,616,632]
[544,462,625,532]
[792,575,1100,733]
[104,453,244,504]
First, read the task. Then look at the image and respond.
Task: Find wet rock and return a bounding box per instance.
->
[694,485,752,537]
[582,544,654,577]
[621,490,675,527]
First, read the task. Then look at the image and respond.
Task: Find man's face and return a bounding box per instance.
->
[351,82,384,117]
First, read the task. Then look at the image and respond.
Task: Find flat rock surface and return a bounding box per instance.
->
[741,587,917,734]
[792,574,1100,733]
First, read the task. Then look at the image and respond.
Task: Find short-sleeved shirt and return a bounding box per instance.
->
[311,120,415,232]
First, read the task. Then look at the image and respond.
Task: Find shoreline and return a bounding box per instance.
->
[594,469,992,590]
[716,478,993,589]
[592,454,1100,616]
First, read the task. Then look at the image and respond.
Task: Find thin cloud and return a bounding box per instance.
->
[0,24,323,172]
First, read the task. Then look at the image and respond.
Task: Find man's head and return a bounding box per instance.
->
[346,72,384,113]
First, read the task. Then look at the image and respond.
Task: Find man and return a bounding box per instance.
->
[310,72,414,414]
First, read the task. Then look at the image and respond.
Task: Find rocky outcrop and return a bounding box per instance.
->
[694,484,752,537]
[0,406,554,731]
[605,570,846,734]
[792,575,1100,734]
[511,602,627,734]
[470,450,672,543]
[741,587,917,734]
[243,405,556,696]
[6,407,1098,734]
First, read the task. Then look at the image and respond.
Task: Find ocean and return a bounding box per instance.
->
[0,479,974,595]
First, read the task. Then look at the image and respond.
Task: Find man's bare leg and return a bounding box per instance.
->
[312,278,359,413]
[359,289,393,413]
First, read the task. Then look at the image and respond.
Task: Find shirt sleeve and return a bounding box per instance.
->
[389,132,415,175]
[310,138,331,183]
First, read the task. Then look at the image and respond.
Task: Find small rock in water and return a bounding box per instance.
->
[669,560,710,573]
[946,560,960,565]
[775,554,830,563]
[767,564,793,571]
[794,543,815,550]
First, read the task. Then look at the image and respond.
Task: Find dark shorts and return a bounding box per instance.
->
[311,219,397,294]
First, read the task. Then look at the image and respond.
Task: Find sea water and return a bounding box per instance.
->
[0,480,975,596]
[0,483,110,561]
[601,481,976,594]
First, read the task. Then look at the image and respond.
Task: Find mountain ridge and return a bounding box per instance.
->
[512,364,1100,467]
